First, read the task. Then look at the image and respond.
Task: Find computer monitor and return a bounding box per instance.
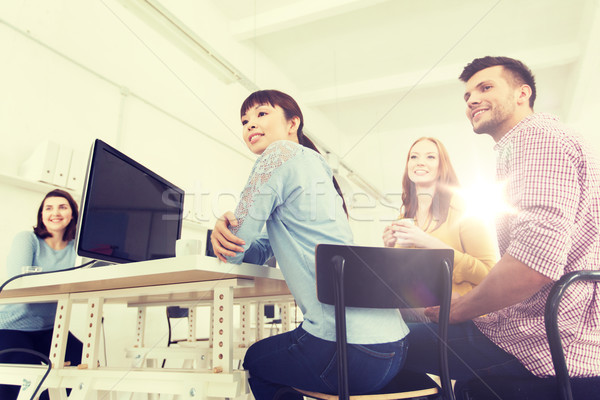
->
[75,139,184,264]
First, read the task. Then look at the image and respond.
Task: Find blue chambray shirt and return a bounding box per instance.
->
[226,140,408,344]
[1,231,75,331]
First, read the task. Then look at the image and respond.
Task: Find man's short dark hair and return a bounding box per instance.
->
[459,56,536,108]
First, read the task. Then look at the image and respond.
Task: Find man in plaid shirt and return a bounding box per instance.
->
[403,56,600,389]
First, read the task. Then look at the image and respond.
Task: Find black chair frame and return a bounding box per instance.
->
[458,270,600,400]
[315,244,456,400]
[546,270,600,400]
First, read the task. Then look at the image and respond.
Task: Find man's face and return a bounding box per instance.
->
[463,65,521,141]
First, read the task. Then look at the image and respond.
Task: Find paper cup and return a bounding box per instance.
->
[394,218,415,248]
[176,239,203,256]
[22,266,42,274]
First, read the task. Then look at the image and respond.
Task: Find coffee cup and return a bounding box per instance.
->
[176,238,203,257]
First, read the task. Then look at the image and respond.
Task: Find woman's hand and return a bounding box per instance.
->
[382,224,397,247]
[210,211,246,262]
[383,220,417,247]
[393,220,450,249]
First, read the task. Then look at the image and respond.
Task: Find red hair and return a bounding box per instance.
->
[401,137,459,229]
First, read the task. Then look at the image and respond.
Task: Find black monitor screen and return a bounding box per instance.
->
[76,139,184,263]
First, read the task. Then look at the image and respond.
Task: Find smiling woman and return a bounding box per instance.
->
[382,137,497,300]
[37,196,74,248]
[209,90,409,400]
[241,102,299,154]
[0,189,83,400]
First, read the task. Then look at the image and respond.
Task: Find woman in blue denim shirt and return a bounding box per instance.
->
[210,90,409,400]
[0,189,83,400]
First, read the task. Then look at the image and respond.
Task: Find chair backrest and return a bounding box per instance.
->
[165,306,190,347]
[314,244,455,400]
[167,306,189,319]
[316,245,454,309]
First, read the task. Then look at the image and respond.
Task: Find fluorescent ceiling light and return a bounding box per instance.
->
[116,0,243,84]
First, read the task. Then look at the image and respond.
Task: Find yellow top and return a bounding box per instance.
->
[397,196,498,296]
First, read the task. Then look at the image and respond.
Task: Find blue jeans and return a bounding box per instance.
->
[243,325,408,400]
[403,321,535,382]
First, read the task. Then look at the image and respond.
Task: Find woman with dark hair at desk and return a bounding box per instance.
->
[0,189,83,400]
[210,90,408,400]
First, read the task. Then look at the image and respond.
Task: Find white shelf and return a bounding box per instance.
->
[0,172,80,197]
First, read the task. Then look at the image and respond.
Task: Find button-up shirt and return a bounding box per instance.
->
[474,113,600,377]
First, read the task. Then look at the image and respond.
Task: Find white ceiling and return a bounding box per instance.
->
[5,0,597,201]
[202,0,600,196]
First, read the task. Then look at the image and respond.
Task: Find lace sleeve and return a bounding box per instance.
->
[231,141,300,235]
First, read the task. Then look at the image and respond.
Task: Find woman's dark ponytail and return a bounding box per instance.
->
[241,90,349,217]
[298,133,349,217]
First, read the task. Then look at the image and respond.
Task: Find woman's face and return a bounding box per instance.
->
[407,140,440,187]
[241,103,298,155]
[41,196,73,236]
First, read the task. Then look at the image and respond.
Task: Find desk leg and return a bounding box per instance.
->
[49,298,72,368]
[240,303,250,348]
[212,287,233,373]
[17,374,49,400]
[256,302,265,341]
[280,302,291,333]
[47,386,68,400]
[143,308,159,400]
[188,307,197,342]
[81,297,104,369]
[209,305,214,348]
[181,307,198,370]
[135,307,147,347]
[66,379,96,400]
[46,298,71,400]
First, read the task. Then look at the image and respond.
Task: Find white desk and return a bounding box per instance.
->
[0,255,291,400]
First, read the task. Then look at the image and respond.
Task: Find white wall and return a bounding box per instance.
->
[0,1,257,389]
[0,1,258,253]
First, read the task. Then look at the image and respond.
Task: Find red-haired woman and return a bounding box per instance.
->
[382,137,497,298]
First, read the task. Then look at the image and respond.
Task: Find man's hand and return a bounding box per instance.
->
[424,254,553,324]
[424,302,462,324]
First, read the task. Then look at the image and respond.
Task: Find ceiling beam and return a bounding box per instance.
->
[302,43,582,106]
[231,0,390,40]
[563,0,600,122]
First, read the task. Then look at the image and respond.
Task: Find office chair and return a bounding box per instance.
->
[276,244,455,400]
[456,270,600,400]
[165,306,195,346]
[160,306,210,368]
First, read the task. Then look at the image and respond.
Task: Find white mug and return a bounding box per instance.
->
[22,266,42,274]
